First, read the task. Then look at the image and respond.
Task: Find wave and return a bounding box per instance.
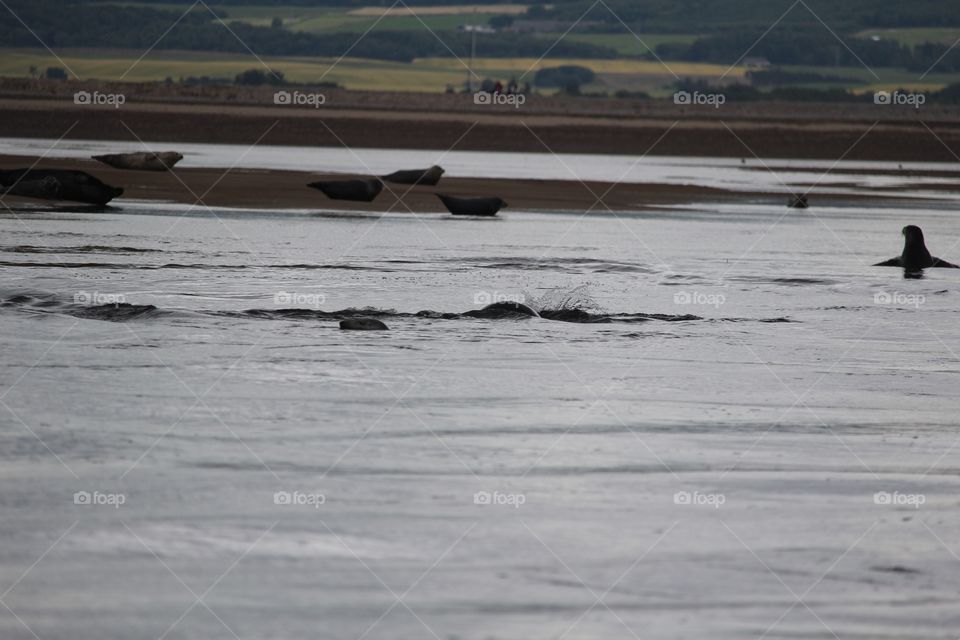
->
[0,260,393,271]
[0,291,791,325]
[1,292,169,322]
[4,244,163,254]
[449,256,657,274]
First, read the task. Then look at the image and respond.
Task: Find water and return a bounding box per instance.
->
[2,150,960,639]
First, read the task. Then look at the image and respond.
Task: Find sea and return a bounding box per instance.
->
[1,139,959,639]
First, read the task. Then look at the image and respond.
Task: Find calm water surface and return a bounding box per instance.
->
[1,147,960,639]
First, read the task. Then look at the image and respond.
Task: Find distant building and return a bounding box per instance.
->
[458,24,495,34]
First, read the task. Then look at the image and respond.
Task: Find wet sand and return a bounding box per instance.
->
[3,152,958,212]
[0,153,744,211]
[2,89,960,161]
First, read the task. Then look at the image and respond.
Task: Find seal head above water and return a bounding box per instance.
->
[340,317,389,330]
[874,225,959,271]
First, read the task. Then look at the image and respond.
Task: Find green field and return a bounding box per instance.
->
[4,45,957,95]
[95,2,516,34]
[1,48,754,93]
[557,33,700,56]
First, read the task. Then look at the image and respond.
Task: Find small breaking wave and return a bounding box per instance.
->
[1,292,169,322]
[4,244,164,254]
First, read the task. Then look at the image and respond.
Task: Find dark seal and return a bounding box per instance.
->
[874,225,959,271]
[0,169,123,205]
[308,178,383,202]
[340,317,389,330]
[462,301,539,319]
[381,165,444,186]
[437,194,506,216]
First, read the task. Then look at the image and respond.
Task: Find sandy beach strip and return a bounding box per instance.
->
[0,153,751,211]
[3,94,960,161]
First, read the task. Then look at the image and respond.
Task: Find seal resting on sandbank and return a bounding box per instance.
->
[381,165,444,186]
[874,225,959,270]
[0,169,123,205]
[437,194,506,216]
[340,317,389,330]
[1,175,61,200]
[92,151,183,172]
[462,301,539,318]
[308,178,383,202]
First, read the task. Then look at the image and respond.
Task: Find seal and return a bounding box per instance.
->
[92,151,183,172]
[788,194,808,209]
[0,169,123,205]
[382,165,444,186]
[462,301,539,318]
[874,225,959,270]
[307,178,383,202]
[1,175,61,200]
[339,317,389,330]
[437,194,506,216]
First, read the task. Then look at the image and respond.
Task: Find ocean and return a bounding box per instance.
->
[2,141,959,639]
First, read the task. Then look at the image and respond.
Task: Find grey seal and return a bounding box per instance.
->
[92,151,183,172]
[462,301,539,318]
[437,194,506,216]
[874,225,959,270]
[382,165,444,186]
[340,317,389,330]
[0,169,123,205]
[308,178,383,202]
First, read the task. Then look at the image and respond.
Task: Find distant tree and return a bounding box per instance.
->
[44,67,67,80]
[234,68,285,85]
[488,15,513,29]
[534,65,595,88]
[271,16,282,28]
